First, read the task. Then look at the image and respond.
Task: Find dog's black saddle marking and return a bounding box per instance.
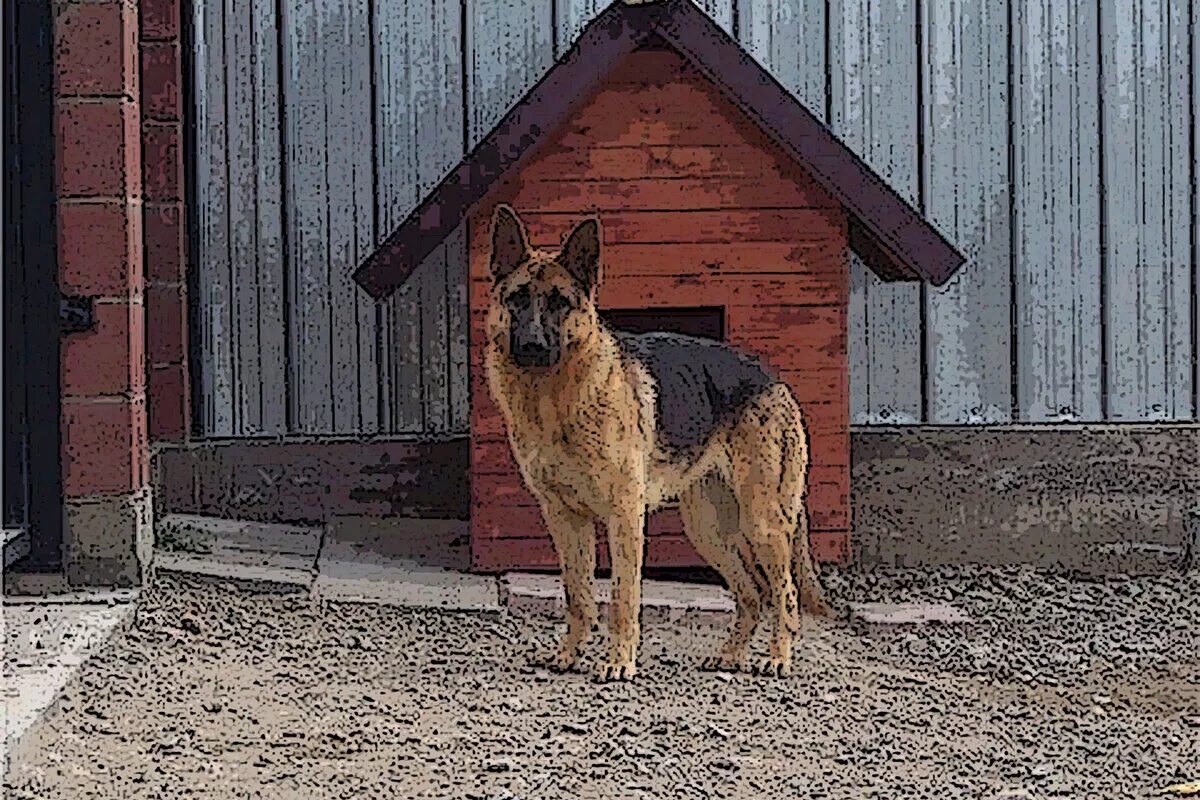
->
[613,330,774,456]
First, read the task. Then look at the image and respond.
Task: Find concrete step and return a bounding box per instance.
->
[153,514,322,591]
[500,572,735,625]
[311,517,498,612]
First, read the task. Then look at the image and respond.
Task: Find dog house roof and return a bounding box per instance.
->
[354,0,967,300]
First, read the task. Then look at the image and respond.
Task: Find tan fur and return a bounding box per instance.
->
[484,205,830,681]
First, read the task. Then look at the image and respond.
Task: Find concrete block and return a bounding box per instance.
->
[312,517,498,611]
[501,572,735,626]
[152,550,314,592]
[155,514,321,558]
[846,601,972,626]
[64,487,153,588]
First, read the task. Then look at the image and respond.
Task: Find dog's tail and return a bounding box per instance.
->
[781,403,838,623]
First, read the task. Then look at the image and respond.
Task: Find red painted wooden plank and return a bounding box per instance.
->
[517,144,814,185]
[470,407,854,470]
[507,174,835,214]
[471,471,849,531]
[468,273,844,315]
[469,528,850,573]
[502,208,847,249]
[470,532,709,573]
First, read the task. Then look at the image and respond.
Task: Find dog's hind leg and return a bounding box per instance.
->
[679,473,761,672]
[727,388,806,678]
[541,498,598,672]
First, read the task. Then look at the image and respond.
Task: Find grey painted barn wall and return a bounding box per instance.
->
[191,0,1199,437]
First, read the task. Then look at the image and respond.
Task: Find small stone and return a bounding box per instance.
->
[562,722,589,735]
[707,723,731,740]
[1182,715,1200,728]
[485,757,514,773]
[180,616,202,634]
[1030,762,1054,778]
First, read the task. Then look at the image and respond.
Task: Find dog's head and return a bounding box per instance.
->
[486,204,602,371]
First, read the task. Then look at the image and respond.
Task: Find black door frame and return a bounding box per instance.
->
[4,0,64,573]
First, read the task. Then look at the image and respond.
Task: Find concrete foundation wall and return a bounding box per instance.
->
[852,425,1199,575]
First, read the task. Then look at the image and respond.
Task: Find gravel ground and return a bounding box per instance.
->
[5,566,1199,799]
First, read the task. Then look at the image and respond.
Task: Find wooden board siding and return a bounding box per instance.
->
[1100,0,1193,421]
[466,48,849,572]
[736,0,826,117]
[281,0,380,434]
[193,0,1200,437]
[1011,0,1103,422]
[830,0,923,425]
[920,0,1013,424]
[374,0,466,434]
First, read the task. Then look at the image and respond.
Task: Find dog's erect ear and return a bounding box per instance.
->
[560,216,601,293]
[491,204,530,281]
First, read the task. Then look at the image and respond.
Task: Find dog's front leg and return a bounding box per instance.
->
[541,499,598,672]
[598,501,647,682]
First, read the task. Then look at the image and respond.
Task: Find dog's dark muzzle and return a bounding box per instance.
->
[511,339,558,368]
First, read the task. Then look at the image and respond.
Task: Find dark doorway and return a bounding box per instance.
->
[4,0,63,573]
[601,306,725,341]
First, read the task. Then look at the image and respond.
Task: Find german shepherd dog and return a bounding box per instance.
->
[483,204,831,683]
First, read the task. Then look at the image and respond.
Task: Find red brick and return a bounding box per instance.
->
[141,0,180,41]
[62,395,148,497]
[144,202,184,284]
[146,284,186,365]
[57,99,140,198]
[142,122,181,201]
[140,41,180,120]
[148,363,189,441]
[55,2,137,97]
[61,301,146,398]
[58,200,143,296]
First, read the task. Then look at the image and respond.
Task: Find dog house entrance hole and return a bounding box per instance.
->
[601,306,725,341]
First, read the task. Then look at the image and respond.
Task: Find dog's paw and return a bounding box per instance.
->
[750,657,792,678]
[699,654,745,673]
[549,648,582,673]
[594,660,637,683]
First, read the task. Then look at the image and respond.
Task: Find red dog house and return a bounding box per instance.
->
[355,0,965,574]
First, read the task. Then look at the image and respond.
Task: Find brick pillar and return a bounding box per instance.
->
[140,0,189,441]
[55,0,152,586]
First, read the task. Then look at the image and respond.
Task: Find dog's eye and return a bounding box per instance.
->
[547,289,571,313]
[505,286,530,309]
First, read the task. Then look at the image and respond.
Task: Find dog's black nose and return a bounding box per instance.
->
[512,342,556,367]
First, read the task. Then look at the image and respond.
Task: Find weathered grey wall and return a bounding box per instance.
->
[852,425,1197,574]
[191,0,1199,437]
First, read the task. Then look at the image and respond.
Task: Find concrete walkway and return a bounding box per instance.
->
[151,514,746,622]
[3,590,138,772]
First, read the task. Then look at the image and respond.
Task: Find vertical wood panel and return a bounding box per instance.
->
[832,0,922,425]
[696,0,734,35]
[376,0,464,434]
[195,0,235,436]
[252,0,288,435]
[1012,0,1103,422]
[1194,0,1199,421]
[226,0,255,434]
[555,0,606,52]
[465,0,553,148]
[446,224,470,432]
[282,1,332,433]
[324,0,377,433]
[1101,0,1193,421]
[921,0,1013,423]
[736,0,825,116]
